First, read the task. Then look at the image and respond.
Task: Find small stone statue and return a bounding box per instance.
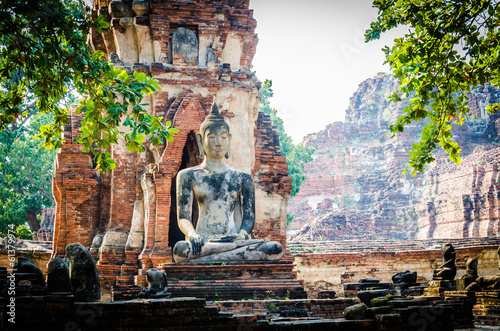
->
[392,270,417,284]
[66,242,100,301]
[109,53,124,66]
[47,257,71,293]
[456,257,478,290]
[392,270,418,294]
[138,268,170,298]
[16,257,46,286]
[172,99,282,262]
[469,247,500,290]
[464,257,479,277]
[433,243,456,280]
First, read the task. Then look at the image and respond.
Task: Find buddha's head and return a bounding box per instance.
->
[197,99,231,159]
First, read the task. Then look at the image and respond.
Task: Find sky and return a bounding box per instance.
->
[249,0,406,143]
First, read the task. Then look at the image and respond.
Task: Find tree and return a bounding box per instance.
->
[0,111,56,237]
[0,0,177,173]
[366,0,500,175]
[259,79,315,197]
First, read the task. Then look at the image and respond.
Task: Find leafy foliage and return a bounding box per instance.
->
[366,0,500,175]
[0,0,177,173]
[259,79,315,196]
[15,223,34,240]
[0,111,56,236]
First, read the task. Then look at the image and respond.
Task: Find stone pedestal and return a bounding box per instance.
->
[162,261,307,301]
[394,282,420,296]
[444,290,475,328]
[343,282,392,297]
[406,285,427,296]
[456,277,476,291]
[473,290,500,326]
[423,280,456,296]
[364,297,455,331]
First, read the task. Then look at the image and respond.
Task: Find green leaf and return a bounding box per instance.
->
[133,71,147,82]
[135,134,145,143]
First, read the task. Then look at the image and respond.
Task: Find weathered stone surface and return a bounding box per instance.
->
[288,73,500,241]
[52,0,291,287]
[33,208,55,241]
[172,27,198,64]
[433,243,457,280]
[392,270,417,284]
[457,257,478,290]
[424,279,457,296]
[66,242,100,301]
[291,240,500,297]
[206,47,217,66]
[357,289,391,307]
[163,261,307,301]
[473,290,500,326]
[371,294,393,307]
[47,257,71,293]
[16,257,45,286]
[138,268,169,298]
[343,303,367,320]
[359,278,379,284]
[172,100,283,263]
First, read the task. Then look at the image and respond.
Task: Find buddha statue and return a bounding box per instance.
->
[172,99,283,263]
[432,243,457,281]
[467,246,500,291]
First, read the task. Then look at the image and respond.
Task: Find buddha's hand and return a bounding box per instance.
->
[218,230,249,242]
[236,229,250,240]
[188,233,205,255]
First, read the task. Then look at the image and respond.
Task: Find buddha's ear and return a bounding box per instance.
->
[196,132,205,159]
[225,133,232,159]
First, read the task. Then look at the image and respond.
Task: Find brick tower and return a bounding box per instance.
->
[52,0,292,288]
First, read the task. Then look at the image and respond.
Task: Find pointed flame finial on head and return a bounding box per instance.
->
[210,96,220,115]
[200,97,229,135]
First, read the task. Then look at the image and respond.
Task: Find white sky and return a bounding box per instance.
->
[249,0,407,143]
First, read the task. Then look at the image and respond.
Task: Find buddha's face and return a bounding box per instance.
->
[201,125,230,159]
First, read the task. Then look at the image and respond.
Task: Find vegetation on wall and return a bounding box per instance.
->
[259,79,315,197]
[0,111,56,237]
[0,0,177,175]
[366,0,500,175]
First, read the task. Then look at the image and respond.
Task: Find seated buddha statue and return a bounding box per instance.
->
[432,243,457,281]
[467,246,500,291]
[172,100,283,263]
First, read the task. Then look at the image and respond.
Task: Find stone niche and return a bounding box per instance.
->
[52,0,291,288]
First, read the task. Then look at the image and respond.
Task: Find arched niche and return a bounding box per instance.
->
[168,130,202,248]
[148,90,208,260]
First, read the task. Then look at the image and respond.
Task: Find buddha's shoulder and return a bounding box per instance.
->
[177,166,204,178]
[226,167,253,182]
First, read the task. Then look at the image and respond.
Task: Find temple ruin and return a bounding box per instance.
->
[52,0,291,288]
[4,0,500,329]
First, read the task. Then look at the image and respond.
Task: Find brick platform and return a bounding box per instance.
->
[474,290,500,326]
[216,298,357,319]
[162,261,307,301]
[52,0,293,289]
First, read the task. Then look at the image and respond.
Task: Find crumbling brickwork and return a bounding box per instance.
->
[34,208,55,242]
[289,73,500,241]
[52,0,291,288]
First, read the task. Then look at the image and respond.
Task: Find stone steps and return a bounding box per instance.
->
[163,261,307,301]
[168,279,307,301]
[287,238,500,254]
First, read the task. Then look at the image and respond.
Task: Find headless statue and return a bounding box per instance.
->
[172,100,283,262]
[433,243,456,281]
[469,246,500,290]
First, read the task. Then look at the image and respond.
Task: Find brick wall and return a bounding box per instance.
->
[293,244,500,295]
[52,0,291,287]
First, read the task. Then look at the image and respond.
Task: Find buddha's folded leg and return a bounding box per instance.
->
[173,240,239,262]
[174,240,283,263]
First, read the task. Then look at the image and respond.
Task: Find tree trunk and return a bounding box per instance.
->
[26,209,41,232]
